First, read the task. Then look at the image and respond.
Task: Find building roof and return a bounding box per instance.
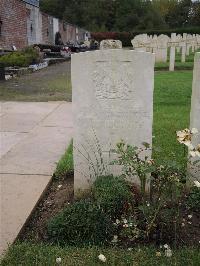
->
[22,0,39,7]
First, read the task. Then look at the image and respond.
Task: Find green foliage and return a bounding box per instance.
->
[54,140,73,179]
[111,141,186,241]
[40,0,200,32]
[92,27,200,47]
[111,141,155,195]
[0,47,39,67]
[47,200,114,246]
[186,186,200,211]
[92,175,133,218]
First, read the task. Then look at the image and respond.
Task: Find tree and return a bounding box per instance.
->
[166,0,193,27]
[40,0,199,31]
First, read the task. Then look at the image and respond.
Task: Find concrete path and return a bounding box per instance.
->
[0,101,73,255]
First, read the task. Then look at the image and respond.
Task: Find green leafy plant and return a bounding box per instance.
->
[47,200,114,246]
[0,46,40,67]
[110,140,186,242]
[92,175,133,218]
[111,140,156,196]
[186,186,200,212]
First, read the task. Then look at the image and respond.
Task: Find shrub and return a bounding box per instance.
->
[92,175,133,218]
[47,200,114,246]
[0,46,39,67]
[91,27,200,47]
[186,186,200,212]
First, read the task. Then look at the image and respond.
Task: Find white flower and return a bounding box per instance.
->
[123,224,129,228]
[165,248,172,257]
[57,185,62,189]
[194,180,200,188]
[115,219,120,224]
[189,150,197,157]
[188,143,195,151]
[188,214,192,219]
[56,257,62,264]
[128,248,133,251]
[184,140,193,147]
[123,219,128,224]
[164,244,169,249]
[156,251,161,257]
[191,128,198,134]
[98,254,106,262]
[147,202,150,207]
[111,235,118,243]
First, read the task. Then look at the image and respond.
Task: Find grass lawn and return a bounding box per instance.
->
[1,243,200,266]
[153,71,192,167]
[54,140,73,178]
[0,61,72,102]
[155,49,199,70]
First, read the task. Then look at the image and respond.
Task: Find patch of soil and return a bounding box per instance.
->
[178,207,200,246]
[18,173,74,243]
[18,174,200,247]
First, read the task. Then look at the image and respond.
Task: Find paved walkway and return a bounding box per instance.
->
[0,101,73,255]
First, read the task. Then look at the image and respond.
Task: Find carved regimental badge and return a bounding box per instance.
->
[93,62,133,100]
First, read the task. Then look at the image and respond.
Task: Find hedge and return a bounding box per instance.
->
[0,46,40,67]
[91,27,200,47]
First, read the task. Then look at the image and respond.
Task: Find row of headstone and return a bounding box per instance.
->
[72,45,200,193]
[131,33,200,71]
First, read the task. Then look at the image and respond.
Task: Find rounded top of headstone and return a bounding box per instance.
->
[100,39,122,50]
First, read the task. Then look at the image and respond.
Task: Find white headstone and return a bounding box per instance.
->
[190,52,200,180]
[72,50,155,192]
[186,34,192,56]
[100,40,122,50]
[176,34,182,53]
[156,34,169,62]
[131,34,148,52]
[181,33,187,63]
[169,33,176,71]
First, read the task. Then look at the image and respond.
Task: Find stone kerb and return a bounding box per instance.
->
[72,49,155,193]
[189,52,200,180]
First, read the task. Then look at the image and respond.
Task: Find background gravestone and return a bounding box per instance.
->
[169,33,176,71]
[72,50,155,192]
[190,52,200,180]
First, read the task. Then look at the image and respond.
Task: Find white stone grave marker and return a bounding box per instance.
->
[190,52,200,180]
[72,50,155,192]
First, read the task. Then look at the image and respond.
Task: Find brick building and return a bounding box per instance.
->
[0,0,89,50]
